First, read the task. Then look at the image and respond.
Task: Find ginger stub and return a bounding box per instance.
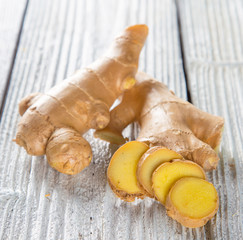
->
[14,24,148,175]
[136,147,183,197]
[95,72,224,171]
[152,160,206,205]
[166,177,219,228]
[107,141,149,202]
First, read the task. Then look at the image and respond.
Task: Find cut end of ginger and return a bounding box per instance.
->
[137,147,183,197]
[107,141,149,201]
[166,177,219,228]
[152,160,206,205]
[94,127,126,145]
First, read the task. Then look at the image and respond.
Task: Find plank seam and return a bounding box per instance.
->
[0,0,30,119]
[175,0,192,103]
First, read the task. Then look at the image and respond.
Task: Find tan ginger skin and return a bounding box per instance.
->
[14,25,149,175]
[95,72,224,171]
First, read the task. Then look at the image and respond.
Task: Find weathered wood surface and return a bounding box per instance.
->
[178,0,243,239]
[0,0,27,112]
[0,0,242,239]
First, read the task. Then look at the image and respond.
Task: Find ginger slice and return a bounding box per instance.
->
[137,147,183,197]
[152,160,206,205]
[107,141,149,201]
[166,177,219,228]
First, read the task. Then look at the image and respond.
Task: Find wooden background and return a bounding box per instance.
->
[0,0,243,239]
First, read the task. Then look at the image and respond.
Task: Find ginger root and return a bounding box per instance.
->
[95,72,224,171]
[107,141,149,201]
[137,147,182,197]
[166,177,219,228]
[152,160,206,205]
[14,24,148,175]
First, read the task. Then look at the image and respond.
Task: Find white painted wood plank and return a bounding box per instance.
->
[0,0,215,239]
[0,0,27,108]
[178,0,243,239]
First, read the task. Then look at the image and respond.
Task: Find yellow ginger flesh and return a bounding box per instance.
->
[107,141,149,201]
[171,178,217,218]
[166,177,219,228]
[152,160,206,204]
[137,147,183,196]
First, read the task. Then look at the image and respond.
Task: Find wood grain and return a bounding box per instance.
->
[178,0,243,239]
[0,0,243,239]
[0,0,188,239]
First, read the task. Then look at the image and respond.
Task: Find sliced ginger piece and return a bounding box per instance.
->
[107,141,149,201]
[152,160,206,205]
[166,177,219,228]
[137,147,182,197]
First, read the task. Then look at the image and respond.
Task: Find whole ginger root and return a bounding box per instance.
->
[14,25,149,175]
[95,71,224,171]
